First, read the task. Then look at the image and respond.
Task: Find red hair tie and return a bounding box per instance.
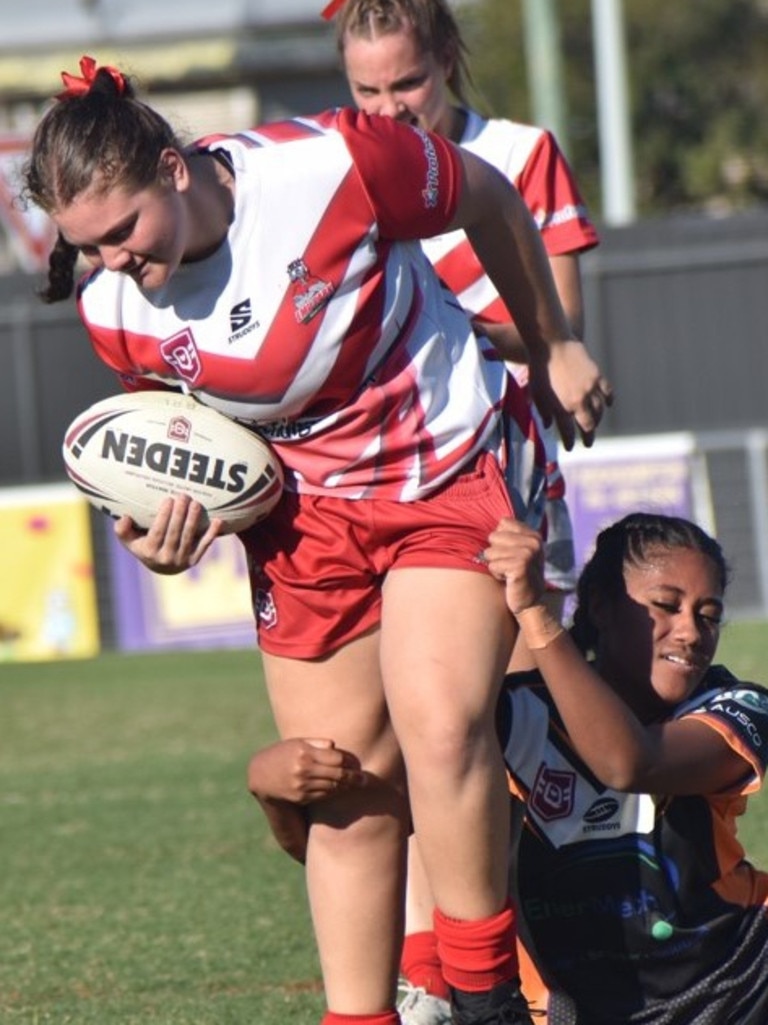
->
[320,0,346,19]
[57,55,126,100]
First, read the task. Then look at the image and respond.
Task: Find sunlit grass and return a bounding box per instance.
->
[2,625,767,1022]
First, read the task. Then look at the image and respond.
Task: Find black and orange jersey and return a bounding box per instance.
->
[499,665,768,1024]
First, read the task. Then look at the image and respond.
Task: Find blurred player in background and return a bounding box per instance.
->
[321,2,600,1019]
[327,0,599,654]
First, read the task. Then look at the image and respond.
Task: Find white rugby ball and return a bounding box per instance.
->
[62,391,284,533]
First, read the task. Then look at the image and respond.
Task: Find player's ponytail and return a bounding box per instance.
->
[39,233,80,304]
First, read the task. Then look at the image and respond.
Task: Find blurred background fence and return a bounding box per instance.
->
[2,0,768,658]
[3,206,768,646]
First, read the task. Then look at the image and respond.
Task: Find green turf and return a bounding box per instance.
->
[2,624,768,1023]
[716,620,768,859]
[0,650,323,1024]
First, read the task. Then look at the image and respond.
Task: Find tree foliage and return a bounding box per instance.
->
[457,0,768,219]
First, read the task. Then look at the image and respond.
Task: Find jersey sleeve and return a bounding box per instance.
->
[678,673,768,792]
[516,130,599,257]
[335,108,462,240]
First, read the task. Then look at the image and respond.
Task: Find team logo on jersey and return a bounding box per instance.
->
[287,258,335,324]
[159,328,202,384]
[409,126,440,208]
[530,763,575,821]
[254,588,277,629]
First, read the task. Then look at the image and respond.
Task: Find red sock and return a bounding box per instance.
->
[321,1013,399,1025]
[433,902,518,992]
[400,930,449,1000]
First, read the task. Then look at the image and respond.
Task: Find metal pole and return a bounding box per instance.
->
[521,0,568,151]
[591,0,636,224]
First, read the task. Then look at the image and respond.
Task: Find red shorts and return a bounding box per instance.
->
[239,451,514,658]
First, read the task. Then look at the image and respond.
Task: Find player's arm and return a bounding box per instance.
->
[473,253,586,364]
[484,518,752,796]
[449,150,611,449]
[247,738,366,863]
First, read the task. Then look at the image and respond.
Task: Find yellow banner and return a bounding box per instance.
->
[0,484,100,661]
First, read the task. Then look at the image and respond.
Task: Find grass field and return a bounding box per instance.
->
[2,621,768,1024]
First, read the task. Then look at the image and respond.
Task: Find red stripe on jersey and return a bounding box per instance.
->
[303,243,395,419]
[517,132,599,256]
[432,240,514,324]
[198,116,335,151]
[82,318,169,388]
[231,165,381,412]
[433,239,485,300]
[247,116,333,144]
[371,341,502,491]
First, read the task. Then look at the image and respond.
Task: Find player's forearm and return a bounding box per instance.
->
[453,152,574,356]
[517,614,658,790]
[254,796,309,864]
[472,319,529,364]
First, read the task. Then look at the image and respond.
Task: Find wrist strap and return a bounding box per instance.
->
[516,605,565,650]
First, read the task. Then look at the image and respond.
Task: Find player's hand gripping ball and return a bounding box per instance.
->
[62,391,284,533]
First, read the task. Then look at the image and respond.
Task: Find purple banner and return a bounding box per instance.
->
[108,531,256,651]
[561,433,714,603]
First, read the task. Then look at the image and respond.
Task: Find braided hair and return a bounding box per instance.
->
[22,63,183,302]
[334,0,475,107]
[569,512,730,656]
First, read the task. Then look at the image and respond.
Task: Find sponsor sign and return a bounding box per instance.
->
[108,530,255,650]
[0,484,99,661]
[561,432,715,592]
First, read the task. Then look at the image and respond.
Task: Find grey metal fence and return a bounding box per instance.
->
[2,207,768,619]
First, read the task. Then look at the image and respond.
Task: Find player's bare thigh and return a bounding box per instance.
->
[380,565,514,735]
[261,625,403,790]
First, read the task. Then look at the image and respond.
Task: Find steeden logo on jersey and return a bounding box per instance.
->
[582,796,621,832]
[228,298,259,343]
[287,258,335,324]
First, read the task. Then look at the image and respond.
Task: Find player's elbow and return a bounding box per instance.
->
[590,753,653,793]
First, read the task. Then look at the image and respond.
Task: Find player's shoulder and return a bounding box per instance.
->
[76,264,127,313]
[462,110,547,151]
[460,110,558,178]
[192,111,346,159]
[677,665,768,731]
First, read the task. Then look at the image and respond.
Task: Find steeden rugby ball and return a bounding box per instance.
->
[62,391,284,533]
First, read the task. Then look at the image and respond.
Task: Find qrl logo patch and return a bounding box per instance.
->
[167,416,191,443]
[254,588,278,629]
[530,763,575,821]
[160,328,202,384]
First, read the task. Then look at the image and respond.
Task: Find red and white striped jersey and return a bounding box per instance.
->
[421,110,598,327]
[77,109,514,501]
[421,111,599,587]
